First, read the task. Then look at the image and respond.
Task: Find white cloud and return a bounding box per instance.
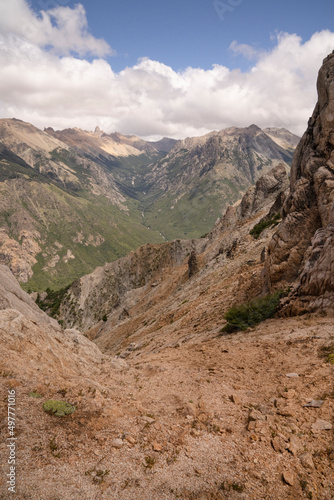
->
[0,1,334,139]
[0,0,112,56]
[229,40,262,60]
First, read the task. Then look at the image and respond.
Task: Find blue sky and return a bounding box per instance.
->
[1,0,334,138]
[29,0,334,72]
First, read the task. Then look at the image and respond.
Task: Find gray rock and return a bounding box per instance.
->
[109,358,129,370]
[311,419,332,432]
[303,400,324,408]
[288,435,302,457]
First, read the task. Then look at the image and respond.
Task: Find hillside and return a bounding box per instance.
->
[0,119,166,290]
[0,119,297,290]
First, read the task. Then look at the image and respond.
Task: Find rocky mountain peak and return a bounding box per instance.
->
[94,125,103,136]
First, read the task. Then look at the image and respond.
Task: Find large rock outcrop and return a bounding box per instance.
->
[0,265,104,382]
[266,51,334,313]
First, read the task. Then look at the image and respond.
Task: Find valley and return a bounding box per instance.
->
[0,119,297,291]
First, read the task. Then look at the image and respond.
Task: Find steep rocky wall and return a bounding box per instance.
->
[58,238,208,331]
[266,51,334,313]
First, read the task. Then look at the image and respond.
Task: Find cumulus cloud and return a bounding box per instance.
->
[0,0,112,56]
[0,1,334,139]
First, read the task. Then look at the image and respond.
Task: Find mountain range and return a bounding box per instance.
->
[0,118,299,290]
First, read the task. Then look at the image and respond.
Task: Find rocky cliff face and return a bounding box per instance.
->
[265,51,334,314]
[58,238,208,331]
[0,265,105,383]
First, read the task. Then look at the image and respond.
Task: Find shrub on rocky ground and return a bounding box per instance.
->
[250,213,281,239]
[221,290,286,333]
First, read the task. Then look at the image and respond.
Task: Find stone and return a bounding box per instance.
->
[7,379,20,388]
[126,436,136,445]
[142,416,155,424]
[286,373,299,378]
[272,436,288,453]
[152,442,163,452]
[188,251,199,277]
[303,400,324,408]
[185,403,197,417]
[110,358,129,371]
[229,393,242,404]
[282,389,296,400]
[277,405,296,418]
[198,413,209,423]
[111,439,123,449]
[311,419,332,432]
[299,452,315,470]
[282,471,295,486]
[288,435,302,457]
[248,409,266,422]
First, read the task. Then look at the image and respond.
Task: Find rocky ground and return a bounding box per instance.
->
[0,309,333,499]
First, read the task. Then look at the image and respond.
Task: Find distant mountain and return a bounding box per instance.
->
[140,125,297,240]
[263,127,300,151]
[148,137,178,153]
[0,118,299,290]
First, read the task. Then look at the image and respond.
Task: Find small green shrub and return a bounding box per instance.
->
[43,400,75,417]
[28,391,42,398]
[144,456,156,468]
[250,213,281,239]
[231,482,245,492]
[327,353,334,364]
[221,290,286,333]
[318,343,334,363]
[36,285,71,318]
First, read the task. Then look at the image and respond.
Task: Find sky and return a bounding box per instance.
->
[0,0,334,139]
